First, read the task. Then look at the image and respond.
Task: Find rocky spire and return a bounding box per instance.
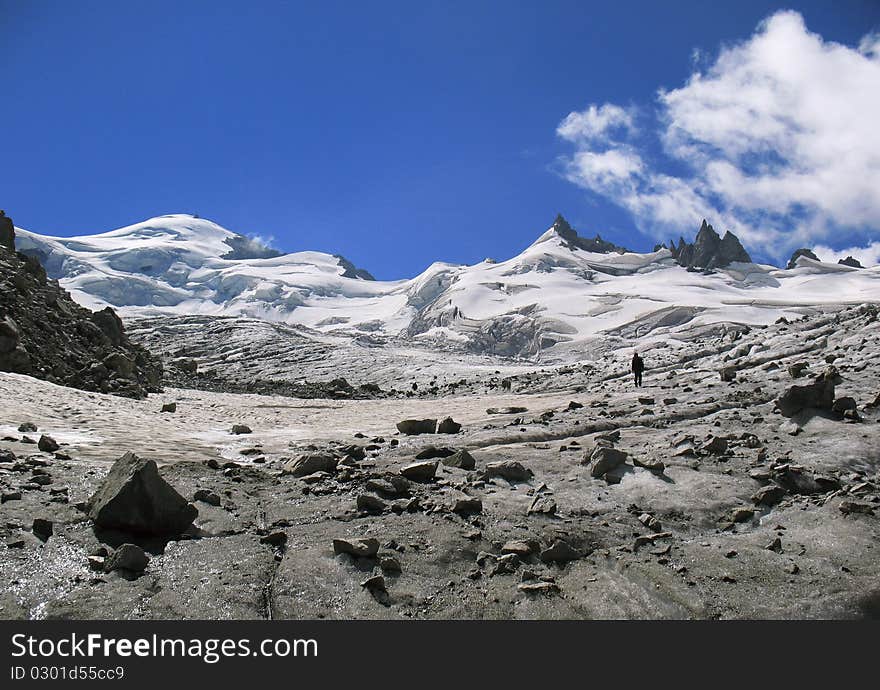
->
[549,214,630,254]
[670,219,752,269]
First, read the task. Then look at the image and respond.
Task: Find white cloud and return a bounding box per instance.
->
[556,11,880,262]
[556,103,636,143]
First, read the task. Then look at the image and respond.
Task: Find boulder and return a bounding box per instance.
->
[452,496,482,515]
[751,484,786,507]
[527,496,557,515]
[281,453,338,477]
[105,543,149,573]
[400,460,438,482]
[486,406,528,415]
[87,452,198,536]
[485,460,533,482]
[776,367,837,417]
[441,449,476,470]
[720,366,737,383]
[437,417,462,434]
[356,494,387,514]
[540,540,580,563]
[37,435,59,453]
[396,419,437,435]
[17,422,37,433]
[589,446,627,478]
[414,446,455,460]
[230,424,252,435]
[161,402,177,413]
[32,518,53,542]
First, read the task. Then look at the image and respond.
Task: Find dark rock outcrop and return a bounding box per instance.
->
[0,212,162,398]
[787,248,819,269]
[0,211,14,251]
[86,451,198,537]
[838,256,863,269]
[668,220,752,269]
[220,233,283,260]
[550,215,629,254]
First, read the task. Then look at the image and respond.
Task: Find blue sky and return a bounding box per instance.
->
[2,1,879,278]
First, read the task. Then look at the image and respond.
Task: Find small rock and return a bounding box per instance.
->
[193,489,221,506]
[527,496,557,516]
[105,543,149,573]
[333,538,380,558]
[485,460,533,482]
[518,581,560,595]
[230,424,252,435]
[160,402,177,413]
[452,496,482,515]
[260,531,288,546]
[540,540,580,563]
[18,422,37,433]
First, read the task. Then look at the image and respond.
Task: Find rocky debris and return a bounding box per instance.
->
[0,212,162,398]
[839,500,874,516]
[365,475,411,497]
[751,484,786,507]
[668,220,751,269]
[193,488,221,506]
[726,507,755,524]
[161,402,177,413]
[632,456,665,473]
[776,367,838,417]
[414,446,455,460]
[485,460,533,482]
[230,424,252,435]
[396,419,437,435]
[378,555,401,574]
[540,540,580,564]
[437,417,462,434]
[502,540,539,557]
[588,445,627,479]
[788,362,809,379]
[400,460,438,482]
[17,422,37,433]
[787,248,819,269]
[773,465,840,495]
[32,518,53,542]
[104,543,149,574]
[259,531,288,546]
[638,513,662,532]
[282,453,338,477]
[333,537,380,558]
[441,449,476,470]
[518,580,560,595]
[634,532,672,550]
[86,451,198,536]
[486,406,528,415]
[528,496,557,516]
[37,434,59,453]
[838,256,863,269]
[766,537,783,553]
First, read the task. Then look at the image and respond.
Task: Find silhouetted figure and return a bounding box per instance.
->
[631,352,644,387]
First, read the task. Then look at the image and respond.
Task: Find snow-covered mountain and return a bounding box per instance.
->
[14,214,880,358]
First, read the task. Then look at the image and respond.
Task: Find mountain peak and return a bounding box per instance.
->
[545,214,629,254]
[669,219,751,269]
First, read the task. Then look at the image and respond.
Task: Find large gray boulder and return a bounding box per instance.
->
[87,452,198,536]
[281,453,338,477]
[776,367,838,417]
[396,419,437,435]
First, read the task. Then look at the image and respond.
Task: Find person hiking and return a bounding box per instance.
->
[631,352,645,387]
